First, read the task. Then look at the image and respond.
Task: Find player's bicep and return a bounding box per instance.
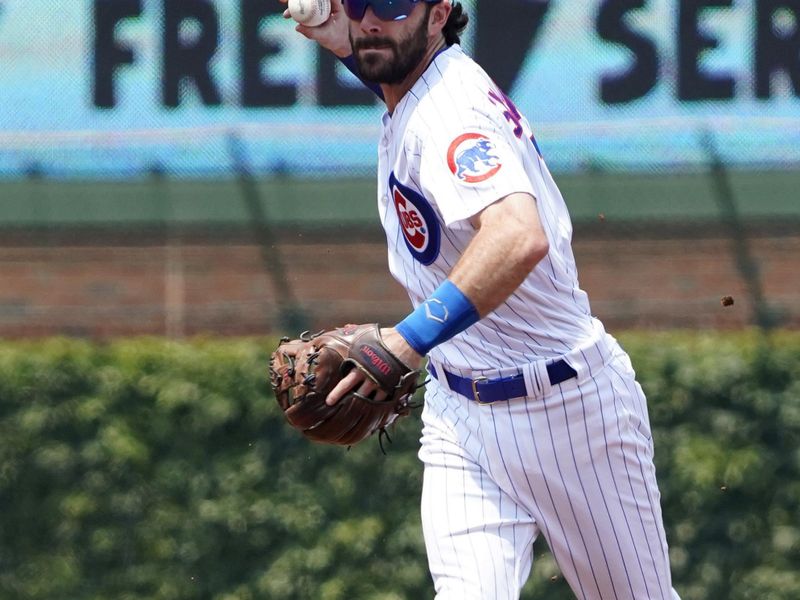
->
[469,191,532,225]
[470,192,549,251]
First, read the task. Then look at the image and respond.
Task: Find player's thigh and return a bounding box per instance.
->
[420,450,537,600]
[534,362,675,600]
[419,389,538,600]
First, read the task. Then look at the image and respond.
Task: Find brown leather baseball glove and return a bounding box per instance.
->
[269,324,422,447]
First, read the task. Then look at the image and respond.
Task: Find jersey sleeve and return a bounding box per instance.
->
[416,106,536,228]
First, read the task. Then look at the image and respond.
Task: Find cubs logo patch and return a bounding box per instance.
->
[389,173,440,266]
[447,133,503,183]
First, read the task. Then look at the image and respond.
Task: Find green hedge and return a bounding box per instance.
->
[0,332,798,600]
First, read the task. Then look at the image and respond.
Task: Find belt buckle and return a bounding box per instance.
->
[471,376,490,404]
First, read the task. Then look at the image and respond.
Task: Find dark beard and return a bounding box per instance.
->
[350,12,431,84]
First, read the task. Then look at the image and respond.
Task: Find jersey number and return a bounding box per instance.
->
[488,88,543,158]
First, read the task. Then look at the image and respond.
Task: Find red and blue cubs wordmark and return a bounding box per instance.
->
[446,133,503,184]
[390,173,440,266]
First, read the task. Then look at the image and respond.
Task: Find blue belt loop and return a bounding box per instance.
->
[547,359,579,387]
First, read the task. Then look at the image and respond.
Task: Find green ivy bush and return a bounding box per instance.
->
[0,332,797,599]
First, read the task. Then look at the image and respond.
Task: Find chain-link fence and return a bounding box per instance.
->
[1,0,798,336]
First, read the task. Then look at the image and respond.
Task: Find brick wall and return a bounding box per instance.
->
[0,225,797,338]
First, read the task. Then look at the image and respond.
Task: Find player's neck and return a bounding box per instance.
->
[381,38,447,115]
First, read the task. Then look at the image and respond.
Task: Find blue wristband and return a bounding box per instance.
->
[396,280,480,356]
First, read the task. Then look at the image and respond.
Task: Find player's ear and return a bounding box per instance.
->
[428,1,451,36]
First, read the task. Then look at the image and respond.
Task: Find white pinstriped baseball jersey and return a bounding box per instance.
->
[377,44,593,374]
[374,43,680,600]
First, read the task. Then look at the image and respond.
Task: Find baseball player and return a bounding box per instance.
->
[282,1,682,598]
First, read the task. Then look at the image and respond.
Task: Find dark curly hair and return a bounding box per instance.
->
[442,2,469,46]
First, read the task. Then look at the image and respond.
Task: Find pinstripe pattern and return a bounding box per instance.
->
[378,46,594,372]
[419,345,679,599]
[375,44,678,599]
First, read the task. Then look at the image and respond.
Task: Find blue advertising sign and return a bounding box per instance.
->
[0,0,798,177]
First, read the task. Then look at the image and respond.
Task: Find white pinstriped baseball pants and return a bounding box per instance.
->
[419,340,681,600]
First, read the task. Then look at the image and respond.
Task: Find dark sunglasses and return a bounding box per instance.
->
[342,0,443,22]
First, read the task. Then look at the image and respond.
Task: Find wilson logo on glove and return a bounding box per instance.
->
[359,345,392,376]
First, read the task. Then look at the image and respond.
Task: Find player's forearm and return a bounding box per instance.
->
[450,191,549,316]
[395,193,548,357]
[449,220,548,317]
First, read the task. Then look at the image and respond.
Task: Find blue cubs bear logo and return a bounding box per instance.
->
[447,133,503,183]
[456,139,501,180]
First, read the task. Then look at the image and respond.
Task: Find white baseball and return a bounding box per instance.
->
[288,0,331,27]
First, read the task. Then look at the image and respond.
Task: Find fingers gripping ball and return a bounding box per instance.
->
[269,324,422,447]
[288,0,331,27]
